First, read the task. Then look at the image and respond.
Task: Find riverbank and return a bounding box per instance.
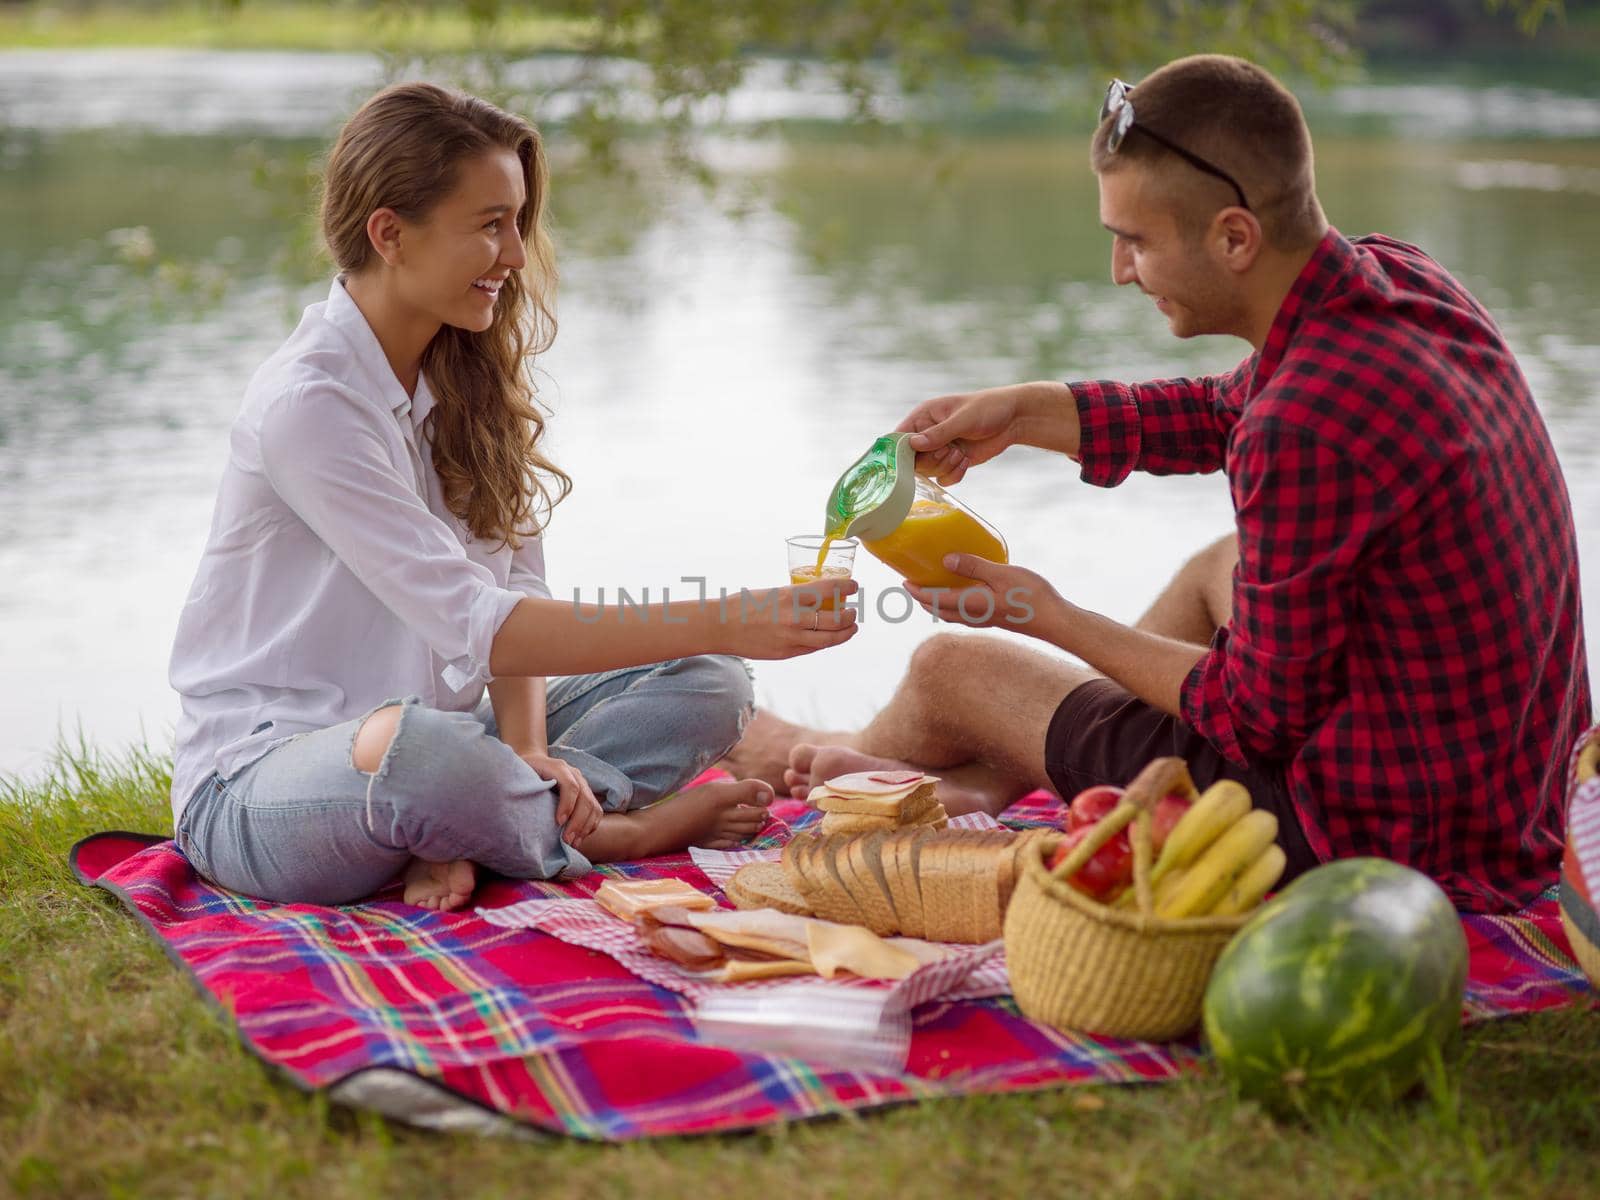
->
[2,742,1598,1197]
[0,0,589,54]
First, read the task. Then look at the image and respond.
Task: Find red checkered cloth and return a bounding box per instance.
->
[71,789,1593,1139]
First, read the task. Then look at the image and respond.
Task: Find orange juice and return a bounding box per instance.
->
[789,565,852,611]
[815,532,840,573]
[863,498,1008,589]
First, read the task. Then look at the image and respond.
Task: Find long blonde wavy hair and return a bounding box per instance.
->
[320,82,570,547]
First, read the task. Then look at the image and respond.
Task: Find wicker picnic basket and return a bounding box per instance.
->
[1003,756,1250,1041]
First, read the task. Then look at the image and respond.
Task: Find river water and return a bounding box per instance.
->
[3,49,1598,780]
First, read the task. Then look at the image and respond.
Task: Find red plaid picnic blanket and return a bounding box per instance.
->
[71,789,1593,1140]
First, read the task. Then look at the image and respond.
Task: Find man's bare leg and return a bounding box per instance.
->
[774,634,1097,817]
[1134,533,1237,641]
[850,634,1094,785]
[719,711,856,792]
[723,532,1238,816]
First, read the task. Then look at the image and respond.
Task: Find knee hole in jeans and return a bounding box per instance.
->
[352,705,405,775]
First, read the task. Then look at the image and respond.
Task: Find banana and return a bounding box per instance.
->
[1204,844,1288,916]
[1112,866,1190,912]
[1154,866,1190,911]
[1149,780,1252,887]
[1155,808,1279,919]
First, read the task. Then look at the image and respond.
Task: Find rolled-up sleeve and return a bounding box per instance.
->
[508,532,554,602]
[1181,417,1391,765]
[1070,358,1254,486]
[258,383,524,690]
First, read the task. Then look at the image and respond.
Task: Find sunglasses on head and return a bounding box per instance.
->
[1100,79,1250,212]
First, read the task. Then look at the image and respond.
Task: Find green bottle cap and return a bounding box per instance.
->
[824,432,918,541]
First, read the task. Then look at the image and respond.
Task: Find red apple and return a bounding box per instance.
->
[1065,784,1125,832]
[1151,794,1193,854]
[1047,825,1134,903]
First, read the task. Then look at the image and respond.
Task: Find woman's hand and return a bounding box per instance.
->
[895,387,1025,485]
[905,554,1066,634]
[520,750,603,847]
[720,579,860,660]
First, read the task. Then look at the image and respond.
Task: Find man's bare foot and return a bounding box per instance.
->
[786,744,920,800]
[716,710,854,793]
[582,779,777,861]
[788,744,1008,818]
[402,857,477,911]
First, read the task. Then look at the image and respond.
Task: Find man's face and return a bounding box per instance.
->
[1097,165,1239,340]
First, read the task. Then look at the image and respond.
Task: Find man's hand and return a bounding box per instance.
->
[895,382,1081,484]
[904,554,1066,634]
[894,388,1024,484]
[520,750,603,847]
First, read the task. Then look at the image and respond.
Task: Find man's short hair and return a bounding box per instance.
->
[1091,55,1325,251]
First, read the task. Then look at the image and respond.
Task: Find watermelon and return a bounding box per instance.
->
[1202,857,1467,1112]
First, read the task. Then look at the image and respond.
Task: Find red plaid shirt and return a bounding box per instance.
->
[1072,229,1590,912]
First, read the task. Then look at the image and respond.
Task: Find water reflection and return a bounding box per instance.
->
[2,54,1599,778]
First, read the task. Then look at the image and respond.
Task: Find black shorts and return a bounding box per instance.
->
[1044,677,1320,884]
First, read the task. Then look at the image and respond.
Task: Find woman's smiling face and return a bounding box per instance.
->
[391,148,528,334]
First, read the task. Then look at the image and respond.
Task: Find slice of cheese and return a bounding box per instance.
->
[805,921,922,980]
[824,770,940,796]
[595,878,717,920]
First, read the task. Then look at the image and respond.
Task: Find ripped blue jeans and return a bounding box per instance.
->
[174,655,754,905]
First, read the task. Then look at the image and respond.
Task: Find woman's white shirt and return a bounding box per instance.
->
[168,278,550,821]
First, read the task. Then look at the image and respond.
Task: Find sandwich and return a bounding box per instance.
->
[595,877,717,921]
[808,770,949,835]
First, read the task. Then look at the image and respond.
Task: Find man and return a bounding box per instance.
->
[730,54,1589,912]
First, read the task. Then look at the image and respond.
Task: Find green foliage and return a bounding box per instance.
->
[469,0,1373,160]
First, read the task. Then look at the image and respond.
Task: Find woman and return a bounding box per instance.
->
[168,83,855,911]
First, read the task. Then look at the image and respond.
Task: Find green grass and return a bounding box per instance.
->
[0,1,592,54]
[3,743,1600,1199]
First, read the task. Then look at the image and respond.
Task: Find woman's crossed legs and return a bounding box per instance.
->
[176,655,767,909]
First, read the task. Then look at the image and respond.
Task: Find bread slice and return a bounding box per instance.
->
[818,810,899,836]
[899,831,929,939]
[999,831,1038,914]
[894,790,939,824]
[973,836,1005,942]
[813,781,937,818]
[814,835,868,926]
[780,837,809,898]
[859,831,903,934]
[906,830,932,934]
[917,835,958,942]
[838,836,897,936]
[996,834,1019,916]
[786,834,841,921]
[725,861,813,916]
[947,831,983,943]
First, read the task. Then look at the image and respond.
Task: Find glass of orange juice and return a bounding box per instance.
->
[786,535,857,612]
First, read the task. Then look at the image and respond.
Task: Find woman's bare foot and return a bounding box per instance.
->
[788,744,1011,817]
[716,710,854,793]
[402,857,477,911]
[582,779,777,861]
